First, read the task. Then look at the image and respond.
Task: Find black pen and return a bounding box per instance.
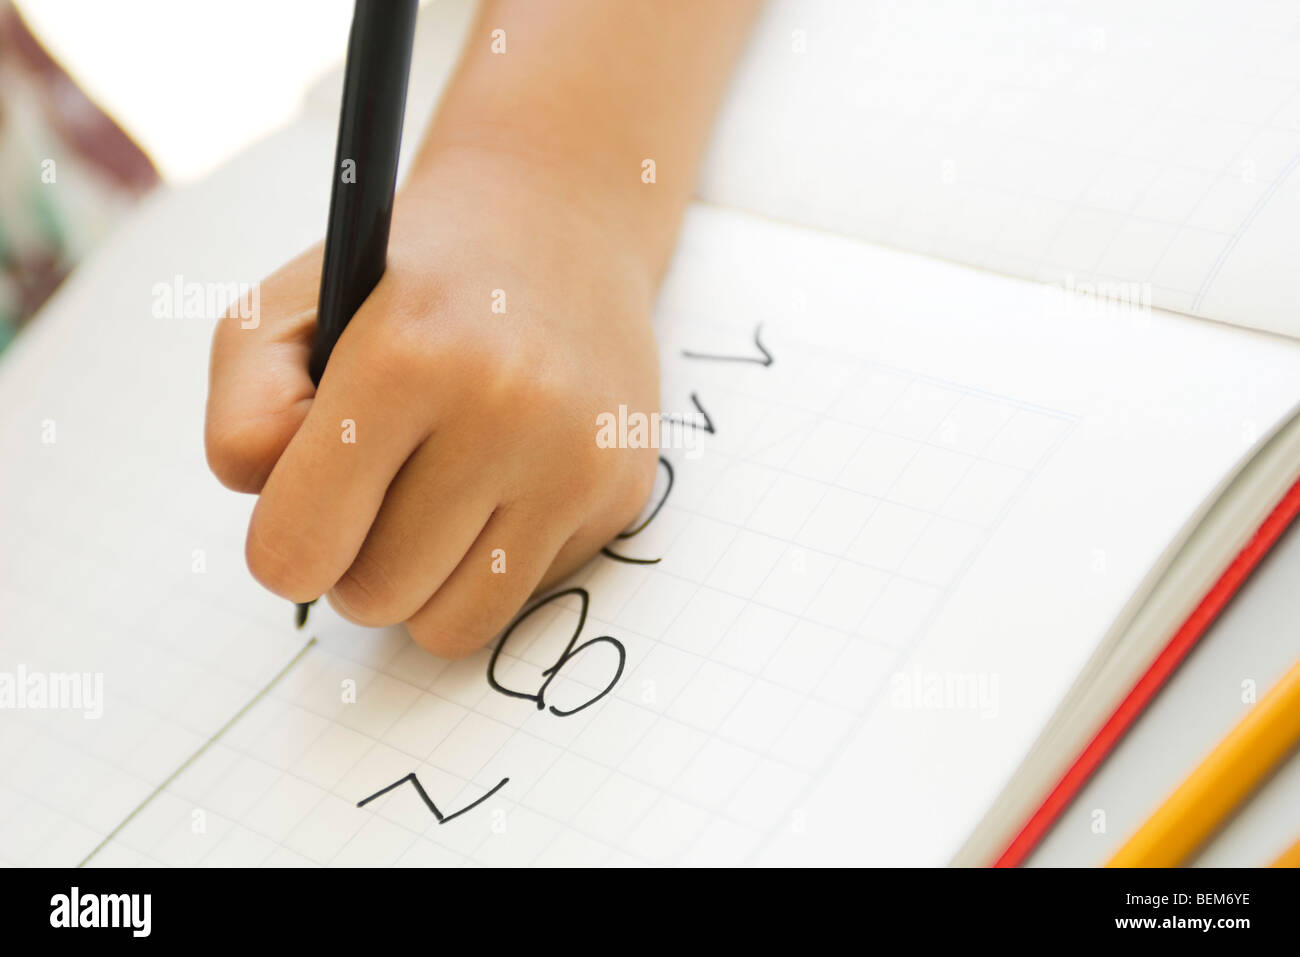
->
[297,0,419,628]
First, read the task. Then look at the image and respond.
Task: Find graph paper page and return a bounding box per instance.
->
[4,118,1300,865]
[697,0,1300,337]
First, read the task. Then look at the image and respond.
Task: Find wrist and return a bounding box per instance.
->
[407,122,686,289]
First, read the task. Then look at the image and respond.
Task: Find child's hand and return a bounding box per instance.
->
[205,0,760,657]
[205,148,660,657]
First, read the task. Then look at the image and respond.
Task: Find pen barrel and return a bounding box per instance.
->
[309,0,419,385]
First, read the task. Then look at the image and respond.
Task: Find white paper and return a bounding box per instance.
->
[4,122,1300,862]
[698,0,1300,337]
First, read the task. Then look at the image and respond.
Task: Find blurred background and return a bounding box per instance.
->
[0,0,358,349]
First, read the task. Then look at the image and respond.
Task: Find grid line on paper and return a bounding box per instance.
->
[1191,149,1300,311]
[69,315,1078,869]
[849,23,1300,318]
[90,341,1076,869]
[76,635,318,867]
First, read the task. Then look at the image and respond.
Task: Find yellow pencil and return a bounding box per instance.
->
[1108,655,1300,868]
[1272,835,1300,867]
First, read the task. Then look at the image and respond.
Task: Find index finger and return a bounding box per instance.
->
[204,244,322,493]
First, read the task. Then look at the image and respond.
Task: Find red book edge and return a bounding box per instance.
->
[992,473,1300,868]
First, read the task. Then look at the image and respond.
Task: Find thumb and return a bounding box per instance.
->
[204,244,322,493]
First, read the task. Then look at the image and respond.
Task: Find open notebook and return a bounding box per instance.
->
[2,0,1300,866]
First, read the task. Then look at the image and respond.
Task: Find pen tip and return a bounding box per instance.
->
[295,600,317,629]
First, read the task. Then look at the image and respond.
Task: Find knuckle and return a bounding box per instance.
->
[366,287,451,381]
[559,452,602,505]
[349,315,433,394]
[205,424,257,492]
[597,448,659,536]
[406,612,493,660]
[205,400,307,494]
[244,521,315,602]
[568,426,648,510]
[351,339,416,397]
[330,554,404,627]
[478,350,540,415]
[623,447,659,512]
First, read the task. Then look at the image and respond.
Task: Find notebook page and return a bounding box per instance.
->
[0,128,334,865]
[694,0,1300,338]
[5,84,1300,864]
